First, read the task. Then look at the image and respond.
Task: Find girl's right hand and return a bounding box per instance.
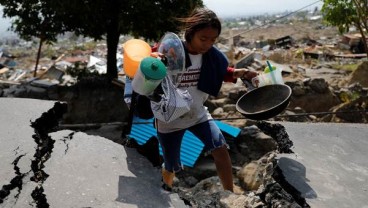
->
[151,52,168,66]
[233,68,258,80]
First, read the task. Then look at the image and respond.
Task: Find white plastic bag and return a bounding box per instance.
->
[151,76,193,123]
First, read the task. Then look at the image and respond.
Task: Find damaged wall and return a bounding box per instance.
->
[56,76,129,124]
[2,76,130,125]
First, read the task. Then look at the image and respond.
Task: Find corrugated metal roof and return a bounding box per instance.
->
[214,120,241,138]
[128,116,240,167]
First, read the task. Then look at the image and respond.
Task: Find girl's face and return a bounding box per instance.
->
[187,27,219,55]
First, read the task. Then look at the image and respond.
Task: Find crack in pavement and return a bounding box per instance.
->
[0,154,26,204]
[61,132,76,154]
[256,121,294,153]
[28,102,67,208]
[13,146,20,155]
[256,122,309,207]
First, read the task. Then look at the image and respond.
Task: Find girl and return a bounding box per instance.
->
[155,7,258,192]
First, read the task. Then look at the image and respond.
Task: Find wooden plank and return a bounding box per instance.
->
[234,52,255,68]
[0,67,9,74]
[0,80,21,85]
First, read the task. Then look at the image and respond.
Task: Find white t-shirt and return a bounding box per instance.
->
[157,53,213,133]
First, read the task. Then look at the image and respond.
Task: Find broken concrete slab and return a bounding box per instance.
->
[0,98,55,184]
[0,98,56,206]
[0,98,187,208]
[278,122,368,208]
[44,130,180,208]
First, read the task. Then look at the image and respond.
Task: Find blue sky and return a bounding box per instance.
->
[203,0,323,17]
[0,7,13,37]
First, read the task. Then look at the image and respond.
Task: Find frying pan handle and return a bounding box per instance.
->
[241,78,256,90]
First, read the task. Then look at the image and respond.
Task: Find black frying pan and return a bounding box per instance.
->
[236,83,292,120]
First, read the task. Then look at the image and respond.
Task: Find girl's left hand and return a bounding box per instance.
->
[233,68,258,80]
[151,52,164,59]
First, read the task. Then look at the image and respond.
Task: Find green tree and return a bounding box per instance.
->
[1,0,203,79]
[322,0,368,55]
[49,0,203,79]
[0,0,67,76]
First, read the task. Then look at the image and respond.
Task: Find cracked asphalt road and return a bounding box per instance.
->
[1,97,367,208]
[279,122,368,208]
[0,98,186,208]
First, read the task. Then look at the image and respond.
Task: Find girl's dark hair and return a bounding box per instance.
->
[178,7,221,42]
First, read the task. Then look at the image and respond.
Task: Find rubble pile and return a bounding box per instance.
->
[147,122,306,207]
[1,20,368,124]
